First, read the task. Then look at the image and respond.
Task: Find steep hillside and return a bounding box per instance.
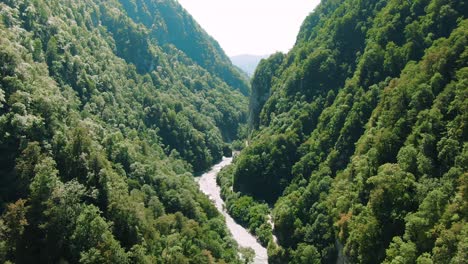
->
[222,0,468,263]
[119,0,250,95]
[0,0,248,263]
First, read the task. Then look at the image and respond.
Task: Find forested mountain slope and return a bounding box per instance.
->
[225,0,468,263]
[119,0,250,95]
[0,0,248,263]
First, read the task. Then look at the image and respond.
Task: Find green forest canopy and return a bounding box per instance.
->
[0,0,249,263]
[0,0,467,263]
[224,0,468,263]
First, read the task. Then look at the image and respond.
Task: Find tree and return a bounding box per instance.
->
[29,157,60,210]
[0,199,28,262]
[15,142,43,195]
[383,236,417,264]
[71,205,129,263]
[239,247,255,264]
[45,36,59,68]
[367,164,416,226]
[291,243,320,264]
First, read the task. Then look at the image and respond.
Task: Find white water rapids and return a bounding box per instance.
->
[196,157,268,264]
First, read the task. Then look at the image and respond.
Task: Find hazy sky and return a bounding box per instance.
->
[177,0,321,56]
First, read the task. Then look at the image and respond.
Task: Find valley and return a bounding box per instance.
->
[0,0,466,263]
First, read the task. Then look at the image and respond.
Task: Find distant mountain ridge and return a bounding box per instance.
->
[230,54,269,77]
[120,0,250,95]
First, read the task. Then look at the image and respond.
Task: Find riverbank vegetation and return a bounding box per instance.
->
[218,164,273,246]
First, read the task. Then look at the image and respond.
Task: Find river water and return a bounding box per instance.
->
[196,157,268,264]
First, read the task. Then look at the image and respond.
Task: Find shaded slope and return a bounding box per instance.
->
[226,0,467,263]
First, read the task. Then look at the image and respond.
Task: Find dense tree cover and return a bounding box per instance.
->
[0,0,248,263]
[225,0,468,263]
[119,0,250,95]
[248,52,284,130]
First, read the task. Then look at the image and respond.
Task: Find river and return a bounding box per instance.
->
[196,157,268,264]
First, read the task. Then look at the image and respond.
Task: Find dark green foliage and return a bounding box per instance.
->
[217,164,274,247]
[0,0,247,262]
[249,52,284,129]
[234,132,299,202]
[232,0,468,262]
